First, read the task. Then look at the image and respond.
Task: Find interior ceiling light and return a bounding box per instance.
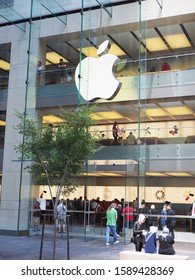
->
[165,106,192,115]
[165,172,193,177]
[165,34,191,49]
[99,172,123,177]
[108,44,126,56]
[146,172,167,177]
[143,37,169,52]
[81,172,123,177]
[145,106,192,117]
[81,172,98,177]
[78,44,126,58]
[46,52,68,64]
[0,59,10,71]
[145,108,168,117]
[88,159,129,165]
[43,115,64,124]
[46,60,52,65]
[91,111,125,120]
[0,120,6,126]
[79,46,98,58]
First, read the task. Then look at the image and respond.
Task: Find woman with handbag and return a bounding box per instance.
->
[133,214,146,251]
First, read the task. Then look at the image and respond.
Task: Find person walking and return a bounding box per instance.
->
[105,203,119,246]
[133,214,146,251]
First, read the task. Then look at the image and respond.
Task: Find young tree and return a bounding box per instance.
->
[14,105,97,259]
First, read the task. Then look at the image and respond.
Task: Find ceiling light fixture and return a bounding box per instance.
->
[46,52,68,64]
[0,59,10,71]
[165,34,191,49]
[78,44,126,58]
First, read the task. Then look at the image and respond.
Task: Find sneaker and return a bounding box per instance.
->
[117,234,121,237]
[106,243,110,246]
[114,240,119,245]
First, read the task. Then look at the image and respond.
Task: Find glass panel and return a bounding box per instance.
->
[2,0,194,239]
[0,0,26,31]
[95,0,112,17]
[37,0,67,25]
[0,75,8,89]
[136,0,147,214]
[0,0,14,9]
[18,0,43,232]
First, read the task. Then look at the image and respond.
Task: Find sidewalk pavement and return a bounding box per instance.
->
[0,233,195,260]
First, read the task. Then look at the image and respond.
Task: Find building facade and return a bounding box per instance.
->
[0,0,195,235]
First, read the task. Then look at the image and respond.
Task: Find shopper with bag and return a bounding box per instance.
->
[133,214,146,251]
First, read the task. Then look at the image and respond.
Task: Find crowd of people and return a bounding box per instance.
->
[132,201,176,255]
[103,198,177,255]
[33,196,178,254]
[37,58,73,85]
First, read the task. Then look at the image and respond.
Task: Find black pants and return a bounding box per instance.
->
[168,226,175,239]
[135,241,144,252]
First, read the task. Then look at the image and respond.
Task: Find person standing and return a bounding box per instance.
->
[133,214,146,251]
[161,62,171,71]
[122,202,135,241]
[57,199,67,233]
[166,202,176,239]
[116,204,123,236]
[58,58,67,83]
[112,122,119,145]
[160,203,167,229]
[137,200,148,229]
[33,200,41,231]
[127,131,137,144]
[37,61,44,85]
[137,200,147,215]
[90,198,100,226]
[147,204,158,229]
[105,203,119,246]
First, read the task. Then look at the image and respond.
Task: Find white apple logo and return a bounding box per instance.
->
[75,40,122,101]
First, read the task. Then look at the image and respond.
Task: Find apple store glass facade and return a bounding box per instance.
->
[0,0,195,239]
[20,0,147,242]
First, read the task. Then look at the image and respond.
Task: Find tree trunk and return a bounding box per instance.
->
[52,187,60,260]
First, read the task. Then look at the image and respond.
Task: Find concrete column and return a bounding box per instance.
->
[0,21,46,235]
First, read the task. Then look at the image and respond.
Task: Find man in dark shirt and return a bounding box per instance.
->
[166,202,176,239]
[147,204,158,230]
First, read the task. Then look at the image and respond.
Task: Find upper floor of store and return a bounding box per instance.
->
[0,0,195,175]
